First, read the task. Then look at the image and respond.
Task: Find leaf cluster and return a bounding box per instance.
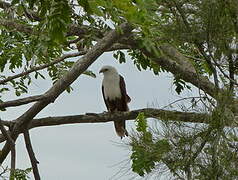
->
[130,113,171,176]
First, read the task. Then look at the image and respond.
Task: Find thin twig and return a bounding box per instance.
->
[0,52,83,85]
[10,145,16,179]
[211,55,238,87]
[23,130,40,180]
[0,165,8,176]
[161,96,205,109]
[0,95,46,109]
[184,128,212,178]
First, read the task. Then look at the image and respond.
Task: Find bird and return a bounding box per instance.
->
[99,65,131,138]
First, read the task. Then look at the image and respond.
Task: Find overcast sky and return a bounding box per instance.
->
[0,52,197,179]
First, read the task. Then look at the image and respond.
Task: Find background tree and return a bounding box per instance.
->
[0,0,237,179]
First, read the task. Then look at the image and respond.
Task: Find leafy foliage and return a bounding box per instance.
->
[130,113,171,176]
[113,50,126,64]
[0,167,32,180]
[130,105,238,179]
[11,168,32,180]
[173,77,191,95]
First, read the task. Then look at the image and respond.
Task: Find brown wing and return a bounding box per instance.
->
[119,75,131,104]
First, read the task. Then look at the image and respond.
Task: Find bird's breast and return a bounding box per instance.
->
[103,77,121,100]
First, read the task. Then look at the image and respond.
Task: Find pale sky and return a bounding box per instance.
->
[0,52,197,179]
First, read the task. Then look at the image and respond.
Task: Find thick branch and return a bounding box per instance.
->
[0,108,209,143]
[0,22,133,163]
[154,55,219,98]
[127,39,221,98]
[29,108,208,128]
[0,108,237,144]
[23,130,40,180]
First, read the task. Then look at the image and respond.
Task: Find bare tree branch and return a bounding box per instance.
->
[0,95,46,109]
[143,44,220,99]
[0,22,133,163]
[23,130,40,180]
[0,108,209,143]
[161,96,206,109]
[0,108,237,144]
[28,108,208,128]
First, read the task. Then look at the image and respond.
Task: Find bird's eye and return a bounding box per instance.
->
[104,68,108,71]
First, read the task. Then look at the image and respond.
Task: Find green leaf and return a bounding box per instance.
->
[119,51,126,63]
[77,0,93,14]
[66,86,73,93]
[136,112,147,133]
[15,90,21,96]
[113,51,126,63]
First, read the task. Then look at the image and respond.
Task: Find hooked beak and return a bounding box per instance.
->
[99,69,104,73]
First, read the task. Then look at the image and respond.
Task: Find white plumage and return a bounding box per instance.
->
[102,67,121,100]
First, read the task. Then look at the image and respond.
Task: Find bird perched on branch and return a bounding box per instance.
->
[99,65,131,138]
